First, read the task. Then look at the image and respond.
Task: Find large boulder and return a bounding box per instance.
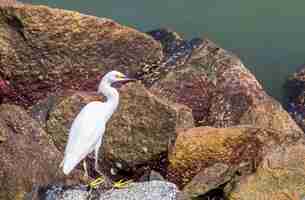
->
[0,4,162,107]
[228,141,305,199]
[39,82,193,173]
[149,38,302,138]
[167,126,302,198]
[0,104,81,200]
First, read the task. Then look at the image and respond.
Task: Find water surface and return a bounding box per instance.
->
[23,0,305,102]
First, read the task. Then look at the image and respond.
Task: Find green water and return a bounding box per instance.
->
[22,0,305,102]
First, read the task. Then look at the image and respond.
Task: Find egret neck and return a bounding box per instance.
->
[98,78,119,121]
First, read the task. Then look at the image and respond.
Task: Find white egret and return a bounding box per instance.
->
[61,70,135,186]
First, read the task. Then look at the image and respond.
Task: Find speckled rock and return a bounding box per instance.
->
[99,181,178,200]
[285,65,305,132]
[28,181,179,200]
[167,126,302,196]
[228,141,305,200]
[42,82,194,173]
[25,185,94,200]
[140,29,202,86]
[0,4,162,107]
[0,104,82,200]
[150,39,302,138]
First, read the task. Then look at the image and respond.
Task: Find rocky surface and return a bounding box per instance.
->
[149,36,302,139]
[99,181,178,200]
[0,104,82,200]
[140,29,203,86]
[0,0,22,7]
[228,141,305,200]
[0,4,162,107]
[285,65,305,132]
[1,3,305,200]
[39,82,194,174]
[27,181,179,200]
[167,126,302,198]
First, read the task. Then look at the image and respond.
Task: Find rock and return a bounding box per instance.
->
[25,185,93,200]
[99,181,178,200]
[0,104,82,200]
[0,0,22,7]
[167,126,302,197]
[182,163,233,199]
[149,38,302,137]
[42,82,194,172]
[27,181,179,200]
[0,4,162,107]
[149,170,165,181]
[228,141,305,199]
[44,91,101,149]
[0,79,9,104]
[140,29,202,86]
[150,66,212,126]
[285,65,305,132]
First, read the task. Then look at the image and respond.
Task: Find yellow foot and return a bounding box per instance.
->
[87,177,105,189]
[113,179,133,189]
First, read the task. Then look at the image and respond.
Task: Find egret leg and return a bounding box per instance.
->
[83,160,89,178]
[94,140,102,175]
[88,139,113,189]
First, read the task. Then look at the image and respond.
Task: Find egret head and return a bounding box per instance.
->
[102,70,136,84]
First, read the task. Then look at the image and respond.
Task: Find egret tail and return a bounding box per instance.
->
[62,153,86,175]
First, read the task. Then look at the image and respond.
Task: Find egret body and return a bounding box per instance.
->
[61,71,134,175]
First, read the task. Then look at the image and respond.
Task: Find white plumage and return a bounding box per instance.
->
[61,71,134,175]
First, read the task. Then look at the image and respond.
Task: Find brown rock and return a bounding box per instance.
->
[182,163,233,199]
[43,82,194,171]
[228,141,305,199]
[0,4,162,107]
[0,104,82,200]
[150,39,302,138]
[167,126,301,192]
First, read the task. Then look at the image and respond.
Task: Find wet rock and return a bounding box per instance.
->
[0,104,82,200]
[150,38,302,137]
[99,181,178,200]
[42,82,193,173]
[141,29,203,86]
[167,126,302,196]
[0,4,162,107]
[285,65,305,132]
[228,141,305,199]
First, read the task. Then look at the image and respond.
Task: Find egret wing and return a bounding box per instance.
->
[62,101,106,174]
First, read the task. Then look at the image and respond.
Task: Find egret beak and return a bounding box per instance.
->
[121,77,137,82]
[113,77,137,88]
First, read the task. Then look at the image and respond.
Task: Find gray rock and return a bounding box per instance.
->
[28,181,179,200]
[149,170,165,181]
[99,181,178,200]
[27,185,97,200]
